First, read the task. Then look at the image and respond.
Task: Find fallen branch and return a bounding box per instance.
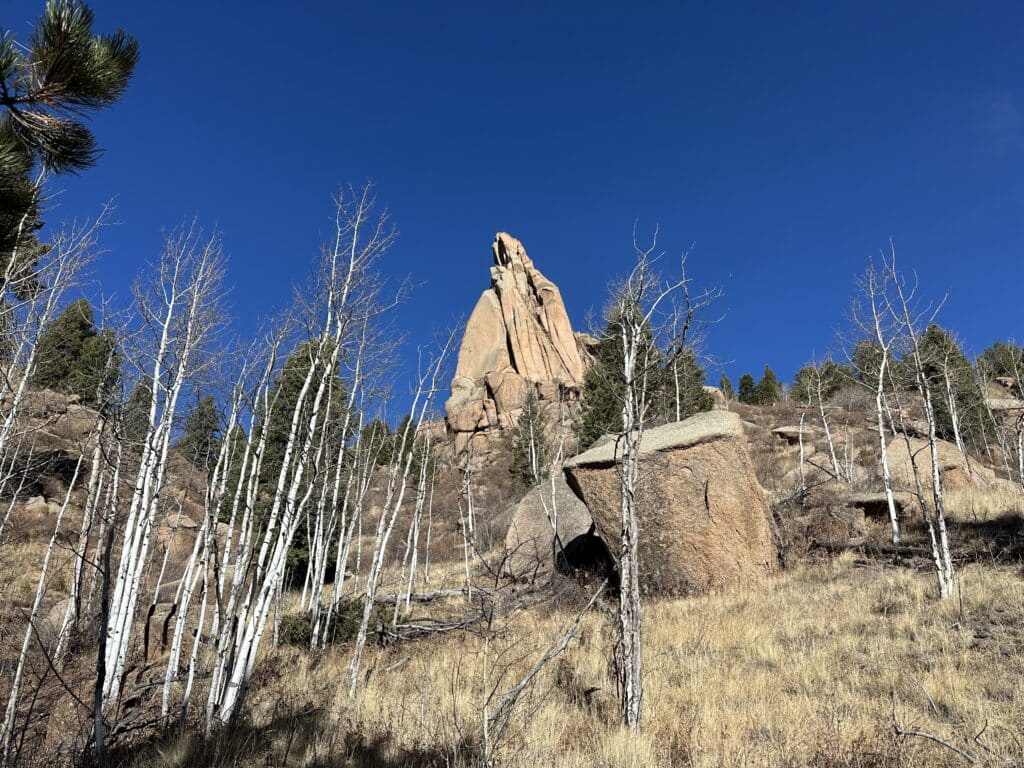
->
[486,580,605,744]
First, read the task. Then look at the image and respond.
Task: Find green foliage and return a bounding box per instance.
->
[915,324,994,448]
[754,366,782,405]
[30,298,118,405]
[120,382,151,447]
[255,339,350,584]
[259,339,348,487]
[175,395,222,471]
[576,302,664,449]
[360,418,395,466]
[978,341,1024,397]
[790,361,854,404]
[576,302,711,450]
[278,600,390,647]
[669,348,714,418]
[851,339,885,384]
[0,1,138,293]
[510,388,549,487]
[737,373,756,404]
[719,373,734,401]
[738,367,781,405]
[119,387,149,448]
[576,324,628,450]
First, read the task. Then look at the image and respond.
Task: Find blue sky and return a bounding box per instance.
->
[6,1,1024,396]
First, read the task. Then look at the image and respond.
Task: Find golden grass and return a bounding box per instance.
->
[138,555,1024,768]
[945,483,1024,523]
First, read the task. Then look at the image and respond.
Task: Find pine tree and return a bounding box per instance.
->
[30,298,118,404]
[120,382,151,449]
[175,395,222,471]
[916,324,994,447]
[978,341,1024,397]
[851,339,885,385]
[737,373,757,404]
[259,339,348,486]
[754,365,781,405]
[509,388,549,486]
[1,1,138,294]
[668,348,714,420]
[790,361,853,404]
[719,373,734,401]
[360,418,395,466]
[576,300,669,449]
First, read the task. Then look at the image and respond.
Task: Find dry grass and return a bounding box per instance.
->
[945,483,1024,523]
[130,555,1024,768]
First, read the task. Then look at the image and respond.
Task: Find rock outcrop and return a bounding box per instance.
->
[503,475,593,581]
[885,436,997,492]
[564,410,777,595]
[446,233,587,453]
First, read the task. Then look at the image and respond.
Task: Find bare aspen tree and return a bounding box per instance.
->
[101,224,226,707]
[603,228,719,733]
[850,262,901,544]
[940,346,966,454]
[797,411,807,495]
[807,358,843,482]
[881,253,956,598]
[347,330,456,696]
[215,199,385,720]
[1,453,87,767]
[1016,412,1024,489]
[0,212,108,470]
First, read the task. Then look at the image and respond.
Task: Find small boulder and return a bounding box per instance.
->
[24,495,49,518]
[504,475,593,581]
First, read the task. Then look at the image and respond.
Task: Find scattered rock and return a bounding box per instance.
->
[772,425,817,445]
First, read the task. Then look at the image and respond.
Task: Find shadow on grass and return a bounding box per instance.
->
[950,512,1024,564]
[107,703,472,768]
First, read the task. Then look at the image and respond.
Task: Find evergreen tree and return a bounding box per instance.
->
[916,324,993,447]
[1,1,138,294]
[737,373,757,404]
[120,382,151,449]
[790,361,853,404]
[360,418,395,466]
[30,298,118,404]
[175,395,222,471]
[851,339,885,385]
[754,365,781,405]
[719,373,735,401]
[259,339,348,487]
[576,301,669,449]
[978,341,1024,397]
[668,348,714,420]
[510,388,549,486]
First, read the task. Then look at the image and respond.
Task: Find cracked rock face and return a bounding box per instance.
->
[446,233,587,451]
[563,410,778,595]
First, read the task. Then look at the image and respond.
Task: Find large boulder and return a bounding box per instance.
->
[564,410,777,595]
[503,475,593,581]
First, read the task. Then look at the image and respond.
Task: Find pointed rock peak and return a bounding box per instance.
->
[492,232,530,269]
[446,232,587,445]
